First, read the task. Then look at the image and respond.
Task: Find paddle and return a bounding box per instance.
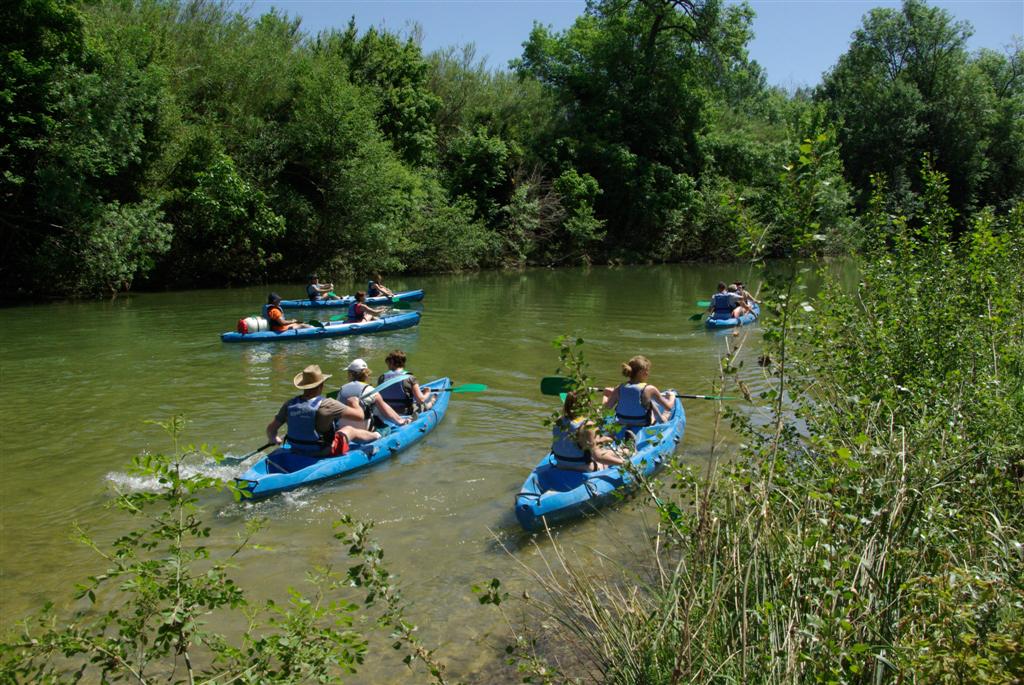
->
[222,441,276,466]
[437,383,487,393]
[324,301,412,323]
[539,376,739,401]
[689,299,712,320]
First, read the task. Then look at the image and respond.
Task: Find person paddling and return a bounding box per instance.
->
[708,282,743,320]
[367,274,395,298]
[264,293,312,332]
[377,349,436,417]
[734,281,760,306]
[265,365,380,459]
[551,391,626,472]
[602,355,676,430]
[346,291,386,323]
[337,358,411,430]
[306,274,340,301]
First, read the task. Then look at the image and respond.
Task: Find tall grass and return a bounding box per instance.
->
[491,171,1024,683]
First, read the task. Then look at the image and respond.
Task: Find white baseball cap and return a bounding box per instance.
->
[346,358,368,372]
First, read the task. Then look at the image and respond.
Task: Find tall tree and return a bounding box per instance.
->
[516,0,756,254]
[820,0,1023,217]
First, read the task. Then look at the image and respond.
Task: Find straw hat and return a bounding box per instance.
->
[293,364,331,389]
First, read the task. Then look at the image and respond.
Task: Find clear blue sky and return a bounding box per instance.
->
[248,0,1024,87]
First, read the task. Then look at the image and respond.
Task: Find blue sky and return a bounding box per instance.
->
[249,0,1024,88]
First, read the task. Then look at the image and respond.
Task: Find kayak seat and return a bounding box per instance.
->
[266,451,319,474]
[533,464,589,494]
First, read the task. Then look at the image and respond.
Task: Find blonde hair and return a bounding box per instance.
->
[621,355,651,382]
[348,367,371,382]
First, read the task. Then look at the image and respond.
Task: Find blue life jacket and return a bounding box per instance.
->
[347,302,364,322]
[711,292,738,318]
[284,395,331,455]
[307,284,320,301]
[551,417,590,465]
[378,370,414,415]
[616,382,652,427]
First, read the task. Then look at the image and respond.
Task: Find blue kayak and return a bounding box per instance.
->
[236,378,451,499]
[514,398,686,532]
[221,311,420,343]
[705,302,760,329]
[278,289,425,310]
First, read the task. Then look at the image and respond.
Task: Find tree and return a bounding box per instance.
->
[319,21,440,168]
[1,0,173,296]
[819,0,1023,219]
[516,0,757,253]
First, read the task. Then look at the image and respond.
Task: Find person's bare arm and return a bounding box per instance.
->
[266,418,284,444]
[373,395,411,424]
[647,386,676,421]
[412,382,435,407]
[582,425,624,467]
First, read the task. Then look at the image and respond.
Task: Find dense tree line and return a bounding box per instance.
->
[2,0,1021,297]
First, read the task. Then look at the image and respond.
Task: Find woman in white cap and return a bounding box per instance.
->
[336,358,411,431]
[265,365,379,457]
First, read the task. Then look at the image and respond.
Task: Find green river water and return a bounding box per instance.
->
[0,264,771,682]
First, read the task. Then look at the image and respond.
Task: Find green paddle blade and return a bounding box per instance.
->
[559,392,568,402]
[540,376,574,395]
[447,383,487,393]
[697,300,711,307]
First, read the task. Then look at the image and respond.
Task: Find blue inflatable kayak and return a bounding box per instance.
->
[705,302,760,329]
[221,311,420,343]
[236,378,451,499]
[278,289,425,310]
[514,398,686,532]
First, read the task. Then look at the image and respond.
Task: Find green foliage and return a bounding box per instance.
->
[0,416,448,683]
[771,129,855,255]
[5,0,1021,297]
[2,0,173,296]
[165,151,285,286]
[516,0,756,252]
[551,169,605,263]
[820,0,1024,218]
[322,22,440,168]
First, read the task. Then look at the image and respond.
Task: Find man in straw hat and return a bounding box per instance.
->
[265,364,379,457]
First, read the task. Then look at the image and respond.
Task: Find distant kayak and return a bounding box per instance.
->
[236,378,451,499]
[221,311,420,343]
[706,302,760,329]
[514,398,685,532]
[278,289,425,309]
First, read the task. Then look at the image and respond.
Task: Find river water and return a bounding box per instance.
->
[0,264,770,681]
